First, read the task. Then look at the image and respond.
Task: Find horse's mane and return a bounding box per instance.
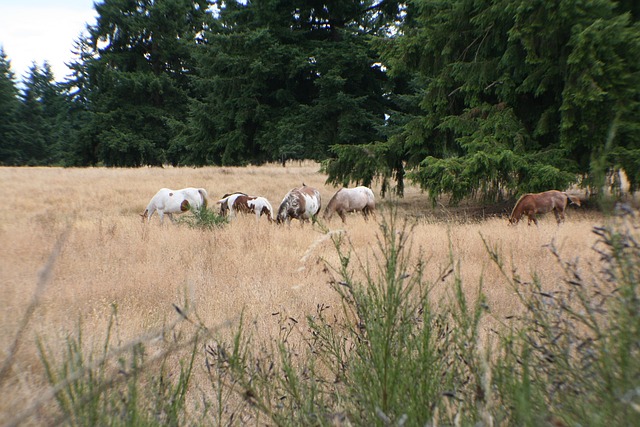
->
[325,189,342,211]
[510,193,532,219]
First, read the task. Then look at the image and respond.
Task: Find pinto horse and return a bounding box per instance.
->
[276,184,321,225]
[217,192,274,222]
[217,192,247,217]
[509,190,581,226]
[141,187,208,224]
[323,186,376,223]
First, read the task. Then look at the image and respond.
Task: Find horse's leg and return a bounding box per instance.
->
[553,207,565,224]
[339,210,347,223]
[158,211,165,224]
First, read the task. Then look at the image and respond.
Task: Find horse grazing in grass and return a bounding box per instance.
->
[509,190,581,226]
[217,192,274,222]
[276,184,321,225]
[323,186,376,223]
[141,187,208,224]
[217,192,247,217]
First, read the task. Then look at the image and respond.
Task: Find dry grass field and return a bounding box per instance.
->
[0,163,609,424]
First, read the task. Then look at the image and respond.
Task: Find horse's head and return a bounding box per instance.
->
[263,205,275,222]
[217,198,229,217]
[276,196,292,224]
[140,209,149,222]
[276,207,288,224]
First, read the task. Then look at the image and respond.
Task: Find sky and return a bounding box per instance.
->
[0,0,98,82]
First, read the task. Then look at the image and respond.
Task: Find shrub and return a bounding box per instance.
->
[489,207,640,426]
[177,205,227,229]
[206,212,490,426]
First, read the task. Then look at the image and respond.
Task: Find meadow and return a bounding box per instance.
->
[1,164,634,426]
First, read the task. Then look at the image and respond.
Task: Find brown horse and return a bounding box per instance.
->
[509,190,581,226]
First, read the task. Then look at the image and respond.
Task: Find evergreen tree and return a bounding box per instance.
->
[16,62,68,165]
[186,0,403,166]
[81,0,212,166]
[0,48,26,165]
[60,34,102,166]
[374,0,640,203]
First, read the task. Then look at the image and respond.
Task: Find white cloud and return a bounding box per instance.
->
[0,1,97,82]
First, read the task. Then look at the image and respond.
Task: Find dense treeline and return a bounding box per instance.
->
[1,0,639,203]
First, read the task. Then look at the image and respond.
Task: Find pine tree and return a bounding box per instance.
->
[59,34,100,166]
[81,0,212,166]
[0,48,26,165]
[186,0,403,166]
[375,0,640,203]
[14,62,68,165]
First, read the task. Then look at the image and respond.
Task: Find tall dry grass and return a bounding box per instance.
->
[0,163,605,423]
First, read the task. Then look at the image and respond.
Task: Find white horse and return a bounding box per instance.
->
[141,187,208,224]
[323,186,375,223]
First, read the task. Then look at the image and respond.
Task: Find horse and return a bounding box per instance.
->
[509,190,581,226]
[323,186,376,223]
[217,192,247,217]
[141,187,208,224]
[276,184,321,225]
[217,192,274,222]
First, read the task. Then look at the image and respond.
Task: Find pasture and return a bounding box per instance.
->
[0,164,619,424]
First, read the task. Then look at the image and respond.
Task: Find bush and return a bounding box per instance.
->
[207,212,491,426]
[489,206,640,426]
[177,205,228,229]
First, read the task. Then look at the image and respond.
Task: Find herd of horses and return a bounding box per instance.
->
[140,184,375,225]
[141,184,581,227]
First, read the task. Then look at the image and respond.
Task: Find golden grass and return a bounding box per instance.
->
[0,163,606,422]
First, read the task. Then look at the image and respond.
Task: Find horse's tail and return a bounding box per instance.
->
[563,192,582,207]
[198,188,208,208]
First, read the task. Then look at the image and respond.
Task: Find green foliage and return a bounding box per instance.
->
[0,61,69,166]
[376,0,640,201]
[186,0,399,166]
[207,212,491,426]
[73,0,212,167]
[0,48,26,165]
[3,0,638,204]
[322,140,407,197]
[486,209,640,425]
[36,306,201,426]
[176,205,228,230]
